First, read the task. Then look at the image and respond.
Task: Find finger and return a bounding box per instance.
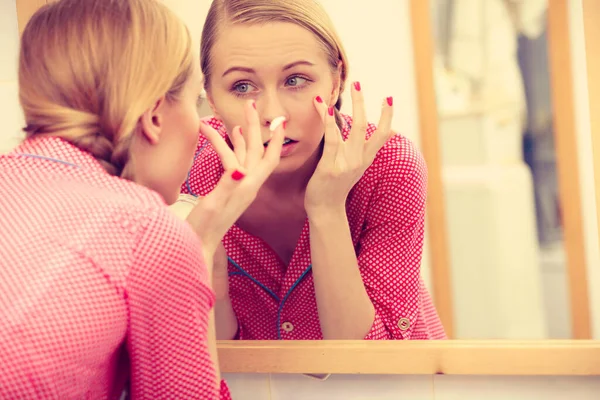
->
[244,99,264,167]
[200,121,239,170]
[348,81,368,148]
[365,96,394,160]
[323,104,341,160]
[230,125,247,165]
[313,96,340,160]
[255,120,285,180]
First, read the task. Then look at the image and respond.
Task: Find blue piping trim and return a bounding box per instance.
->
[227,256,280,302]
[276,264,312,340]
[17,153,80,168]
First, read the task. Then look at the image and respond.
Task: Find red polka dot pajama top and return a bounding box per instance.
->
[182,115,447,341]
[0,137,231,399]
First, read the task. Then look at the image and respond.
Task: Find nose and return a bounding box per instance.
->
[257,89,287,133]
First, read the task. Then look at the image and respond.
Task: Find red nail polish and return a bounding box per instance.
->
[232,170,245,181]
[316,96,323,103]
[386,96,393,106]
[283,121,287,129]
[354,81,361,91]
[252,101,256,109]
[328,107,334,116]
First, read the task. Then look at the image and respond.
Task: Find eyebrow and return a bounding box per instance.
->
[222,60,315,78]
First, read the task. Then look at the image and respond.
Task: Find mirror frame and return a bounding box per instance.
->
[217,340,600,375]
[546,0,592,339]
[582,0,600,261]
[15,0,599,376]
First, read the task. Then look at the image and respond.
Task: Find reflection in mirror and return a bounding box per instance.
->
[175,0,600,343]
[176,0,448,342]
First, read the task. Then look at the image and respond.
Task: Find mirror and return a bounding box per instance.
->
[9,0,599,345]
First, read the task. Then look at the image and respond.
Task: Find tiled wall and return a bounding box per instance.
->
[223,373,600,400]
[0,0,24,154]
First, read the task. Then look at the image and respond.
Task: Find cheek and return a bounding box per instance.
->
[214,98,246,134]
[288,96,324,140]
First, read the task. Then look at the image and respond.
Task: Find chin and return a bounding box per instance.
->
[156,183,180,205]
[162,192,179,206]
[271,156,306,174]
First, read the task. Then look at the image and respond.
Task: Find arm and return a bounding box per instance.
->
[126,209,231,399]
[169,196,239,340]
[213,244,239,340]
[308,207,375,340]
[308,136,429,340]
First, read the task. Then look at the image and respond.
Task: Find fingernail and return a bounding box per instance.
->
[239,127,242,135]
[328,107,334,116]
[387,96,393,106]
[283,121,287,130]
[252,101,256,110]
[354,81,361,91]
[201,120,208,125]
[316,96,323,103]
[232,170,245,181]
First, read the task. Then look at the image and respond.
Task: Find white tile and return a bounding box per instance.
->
[434,375,600,400]
[0,81,25,153]
[0,0,19,82]
[270,374,433,400]
[222,373,272,400]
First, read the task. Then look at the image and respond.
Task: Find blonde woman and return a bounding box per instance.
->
[183,0,447,341]
[0,0,285,398]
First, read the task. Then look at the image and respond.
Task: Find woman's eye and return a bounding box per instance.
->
[286,76,308,87]
[234,82,253,93]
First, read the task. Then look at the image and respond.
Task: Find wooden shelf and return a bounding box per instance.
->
[218,340,600,375]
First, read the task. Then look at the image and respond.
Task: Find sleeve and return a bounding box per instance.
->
[180,134,210,196]
[125,208,230,399]
[180,117,225,197]
[357,136,430,340]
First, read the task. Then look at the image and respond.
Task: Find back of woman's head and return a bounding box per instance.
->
[19,0,194,177]
[201,0,348,114]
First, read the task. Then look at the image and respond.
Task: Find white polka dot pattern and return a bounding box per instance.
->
[183,115,446,341]
[0,137,231,399]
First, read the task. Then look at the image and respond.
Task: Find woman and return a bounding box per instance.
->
[182,0,447,341]
[0,0,284,398]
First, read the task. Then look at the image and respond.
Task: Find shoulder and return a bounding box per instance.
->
[343,114,427,225]
[129,202,210,291]
[341,113,427,182]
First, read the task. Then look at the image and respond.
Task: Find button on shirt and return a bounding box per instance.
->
[183,115,447,341]
[0,137,231,399]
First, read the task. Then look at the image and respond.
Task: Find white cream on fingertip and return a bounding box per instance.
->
[270,116,286,132]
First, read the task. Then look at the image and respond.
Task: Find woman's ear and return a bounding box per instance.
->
[139,96,166,145]
[329,60,344,106]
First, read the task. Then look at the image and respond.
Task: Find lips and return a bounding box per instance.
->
[263,137,297,147]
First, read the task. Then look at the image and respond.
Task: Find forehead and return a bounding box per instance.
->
[211,22,329,71]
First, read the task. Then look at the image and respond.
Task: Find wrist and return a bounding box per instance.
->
[306,204,348,225]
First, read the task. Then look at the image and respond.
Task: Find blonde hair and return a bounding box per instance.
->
[19,0,194,177]
[201,0,349,126]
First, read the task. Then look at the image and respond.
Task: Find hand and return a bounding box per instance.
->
[305,83,395,214]
[185,100,285,256]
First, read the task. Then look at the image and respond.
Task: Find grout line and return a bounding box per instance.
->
[267,373,273,400]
